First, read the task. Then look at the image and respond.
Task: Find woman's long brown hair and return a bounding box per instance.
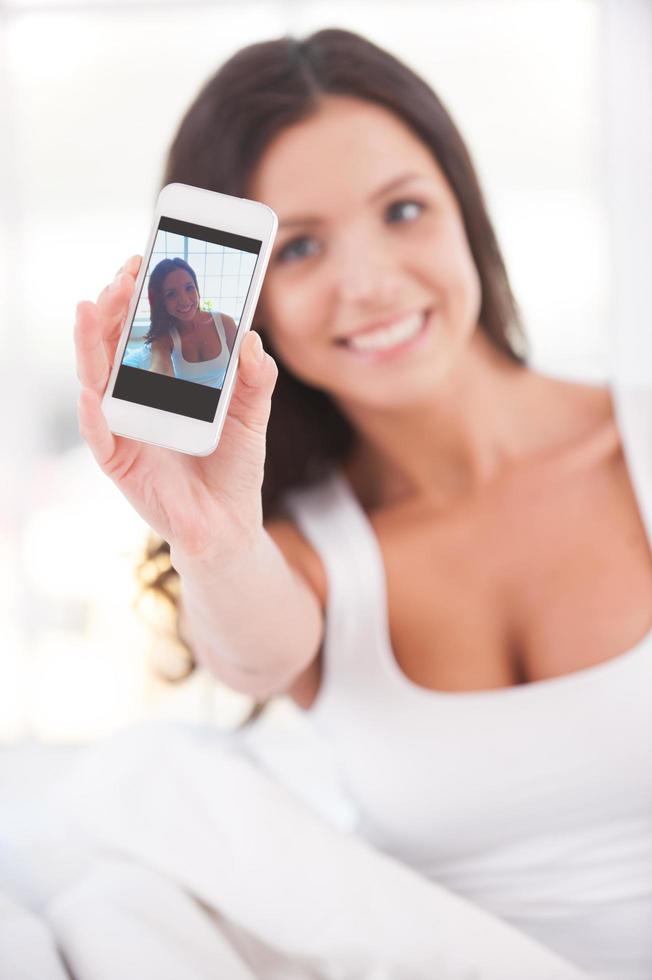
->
[139,28,526,686]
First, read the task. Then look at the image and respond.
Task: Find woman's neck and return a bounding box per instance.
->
[174,310,206,335]
[339,331,559,510]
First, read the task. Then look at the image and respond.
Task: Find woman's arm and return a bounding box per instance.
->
[76,262,322,700]
[173,524,324,700]
[171,317,326,702]
[150,335,174,376]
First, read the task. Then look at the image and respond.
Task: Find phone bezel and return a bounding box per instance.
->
[102,182,278,456]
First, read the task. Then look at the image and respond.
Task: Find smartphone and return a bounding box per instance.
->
[102,182,278,456]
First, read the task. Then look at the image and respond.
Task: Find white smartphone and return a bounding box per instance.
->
[102,182,278,456]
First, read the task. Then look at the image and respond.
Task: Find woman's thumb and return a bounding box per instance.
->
[228,331,278,435]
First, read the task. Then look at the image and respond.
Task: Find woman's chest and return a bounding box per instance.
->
[319,651,652,866]
[374,453,652,691]
[179,319,222,362]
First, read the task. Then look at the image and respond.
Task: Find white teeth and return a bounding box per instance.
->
[346,312,426,352]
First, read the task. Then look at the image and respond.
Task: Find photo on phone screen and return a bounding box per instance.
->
[113,216,261,423]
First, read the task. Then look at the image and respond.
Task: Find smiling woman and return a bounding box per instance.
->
[73,26,652,980]
[247,98,505,414]
[161,31,526,508]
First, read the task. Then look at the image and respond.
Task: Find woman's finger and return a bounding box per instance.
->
[77,386,116,470]
[115,254,142,279]
[96,271,136,344]
[75,301,110,394]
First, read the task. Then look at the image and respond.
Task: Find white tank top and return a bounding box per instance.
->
[283,384,652,980]
[169,312,230,388]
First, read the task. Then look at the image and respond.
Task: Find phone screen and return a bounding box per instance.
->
[113,216,262,422]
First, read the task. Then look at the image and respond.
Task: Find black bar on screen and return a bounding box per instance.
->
[158,216,261,254]
[112,365,221,423]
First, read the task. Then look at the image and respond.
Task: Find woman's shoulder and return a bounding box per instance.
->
[265,471,355,601]
[513,372,615,470]
[208,309,235,327]
[210,310,237,347]
[553,376,612,413]
[265,515,328,609]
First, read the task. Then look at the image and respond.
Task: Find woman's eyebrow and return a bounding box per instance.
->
[277,172,427,229]
[369,171,428,201]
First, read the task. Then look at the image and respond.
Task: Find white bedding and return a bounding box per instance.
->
[0,722,592,980]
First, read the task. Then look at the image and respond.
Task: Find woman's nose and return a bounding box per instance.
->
[333,237,402,306]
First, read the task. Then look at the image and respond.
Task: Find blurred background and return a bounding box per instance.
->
[0,0,650,743]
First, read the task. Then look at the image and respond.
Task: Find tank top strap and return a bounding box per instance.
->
[612,382,652,550]
[212,312,229,352]
[168,324,182,355]
[283,471,390,686]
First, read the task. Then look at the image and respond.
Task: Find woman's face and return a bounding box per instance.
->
[248,95,482,410]
[161,268,199,322]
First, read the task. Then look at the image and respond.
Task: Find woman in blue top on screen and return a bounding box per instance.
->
[145,257,237,388]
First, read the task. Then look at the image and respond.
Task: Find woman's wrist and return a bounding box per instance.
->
[169,520,266,586]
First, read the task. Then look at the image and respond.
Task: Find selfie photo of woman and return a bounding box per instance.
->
[148,257,235,387]
[122,252,240,389]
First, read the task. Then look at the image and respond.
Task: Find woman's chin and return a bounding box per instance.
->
[334,365,455,413]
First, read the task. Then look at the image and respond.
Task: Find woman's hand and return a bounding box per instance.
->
[74,256,278,561]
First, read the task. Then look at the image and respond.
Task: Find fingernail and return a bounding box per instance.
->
[252,332,264,363]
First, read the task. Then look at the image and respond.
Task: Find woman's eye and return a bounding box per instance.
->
[186,284,196,292]
[276,236,319,264]
[386,199,425,223]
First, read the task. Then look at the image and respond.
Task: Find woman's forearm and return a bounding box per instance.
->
[150,352,174,376]
[171,530,323,699]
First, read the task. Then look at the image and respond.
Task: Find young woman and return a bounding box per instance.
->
[74,29,652,980]
[144,257,237,388]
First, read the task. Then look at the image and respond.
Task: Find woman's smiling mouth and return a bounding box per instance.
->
[335,309,432,357]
